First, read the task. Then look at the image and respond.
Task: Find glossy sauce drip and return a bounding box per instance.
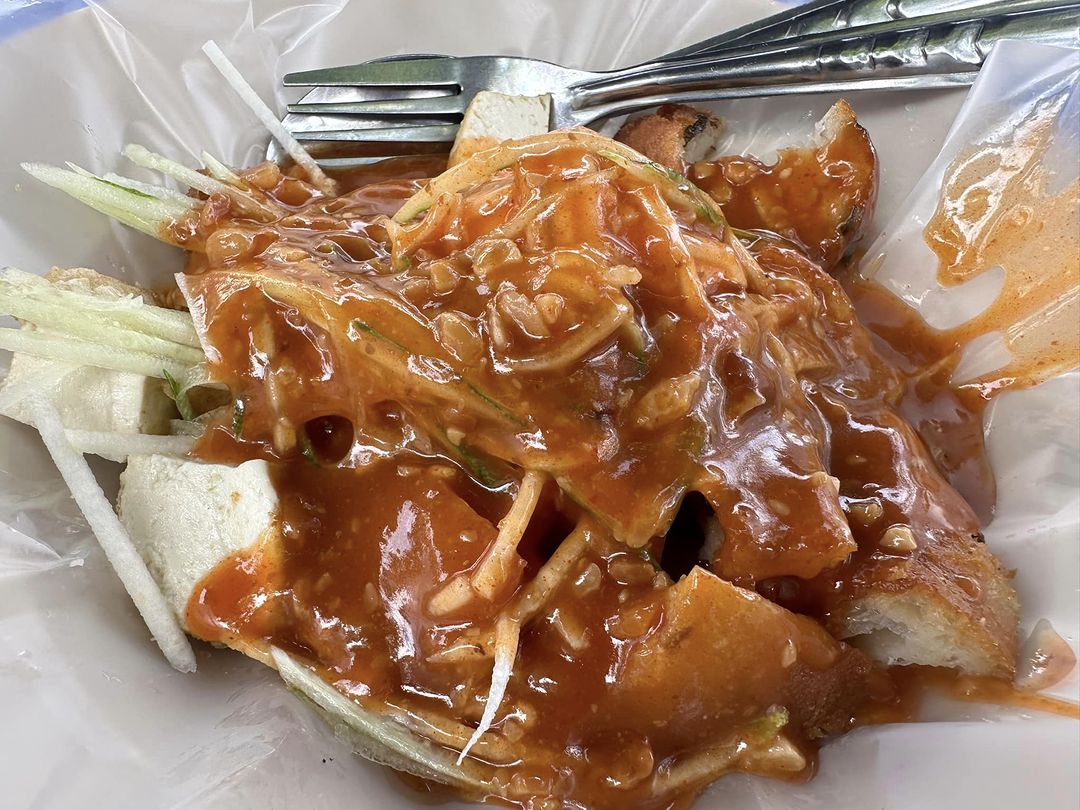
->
[892,666,1080,720]
[923,95,1079,390]
[847,281,997,524]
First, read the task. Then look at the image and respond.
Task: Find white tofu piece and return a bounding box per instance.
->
[118,464,483,784]
[449,91,551,166]
[118,455,278,619]
[0,352,176,434]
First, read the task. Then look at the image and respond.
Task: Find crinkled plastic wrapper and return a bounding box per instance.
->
[0,2,1076,807]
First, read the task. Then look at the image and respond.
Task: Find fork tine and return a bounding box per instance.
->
[283,57,462,87]
[283,112,451,133]
[314,156,434,167]
[287,94,467,117]
[294,124,459,143]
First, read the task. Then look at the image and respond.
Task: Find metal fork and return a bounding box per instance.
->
[274,0,1079,166]
[661,0,1012,59]
[267,0,1006,165]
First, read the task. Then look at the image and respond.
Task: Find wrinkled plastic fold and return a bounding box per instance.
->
[0,2,1076,809]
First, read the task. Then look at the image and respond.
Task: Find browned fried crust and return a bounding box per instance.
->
[689,100,878,271]
[785,646,890,738]
[615,104,723,173]
[829,516,1020,678]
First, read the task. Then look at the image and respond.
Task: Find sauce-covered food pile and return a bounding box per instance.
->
[117,103,1052,808]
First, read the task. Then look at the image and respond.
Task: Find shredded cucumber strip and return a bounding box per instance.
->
[470,471,546,599]
[21,162,192,239]
[393,128,725,226]
[0,329,190,380]
[61,161,198,209]
[63,161,192,206]
[497,297,633,374]
[123,144,278,222]
[651,707,793,795]
[210,267,524,429]
[201,41,335,196]
[4,305,203,366]
[122,143,235,199]
[349,321,523,429]
[457,615,520,764]
[597,148,722,225]
[64,430,195,463]
[200,151,241,184]
[272,648,486,788]
[102,172,195,205]
[29,399,196,672]
[0,267,200,347]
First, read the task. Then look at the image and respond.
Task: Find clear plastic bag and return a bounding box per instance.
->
[0,3,1076,808]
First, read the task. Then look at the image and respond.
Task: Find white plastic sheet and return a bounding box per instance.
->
[0,2,1076,808]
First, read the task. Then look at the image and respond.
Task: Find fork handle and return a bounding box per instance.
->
[658,0,1013,60]
[572,0,1079,121]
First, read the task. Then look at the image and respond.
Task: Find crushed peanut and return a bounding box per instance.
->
[781,639,798,668]
[809,470,842,496]
[633,372,701,430]
[768,499,792,518]
[603,264,643,287]
[428,259,461,294]
[498,289,550,338]
[534,292,565,325]
[879,525,918,553]
[572,563,602,595]
[848,498,884,526]
[434,311,484,364]
[272,417,297,454]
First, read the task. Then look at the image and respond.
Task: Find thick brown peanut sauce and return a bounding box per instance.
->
[166,125,1071,809]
